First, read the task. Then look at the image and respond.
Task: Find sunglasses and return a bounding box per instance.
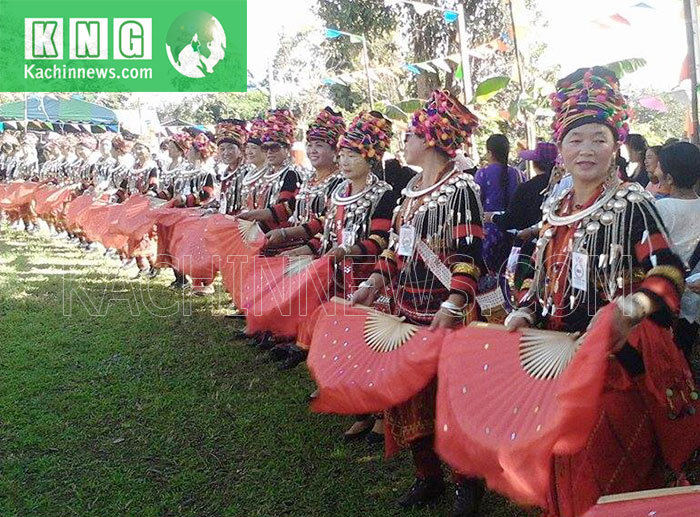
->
[262,143,283,153]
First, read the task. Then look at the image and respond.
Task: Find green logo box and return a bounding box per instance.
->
[0,0,247,92]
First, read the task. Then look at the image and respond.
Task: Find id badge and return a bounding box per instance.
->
[571,252,588,292]
[342,229,355,247]
[398,224,416,257]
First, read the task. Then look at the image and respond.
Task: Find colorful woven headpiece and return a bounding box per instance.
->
[170,132,193,154]
[216,119,247,147]
[410,89,479,157]
[550,66,631,143]
[77,133,97,151]
[262,109,297,146]
[338,111,393,162]
[306,107,346,148]
[247,119,266,146]
[112,134,134,153]
[192,132,217,160]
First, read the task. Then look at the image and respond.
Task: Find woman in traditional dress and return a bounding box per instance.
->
[238,109,305,229]
[502,67,693,517]
[350,90,485,514]
[214,119,252,216]
[263,106,346,257]
[244,119,267,170]
[275,111,395,365]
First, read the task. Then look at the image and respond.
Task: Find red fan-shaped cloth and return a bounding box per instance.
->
[108,195,151,238]
[0,181,40,209]
[435,304,618,509]
[155,207,202,267]
[64,194,97,230]
[36,185,75,219]
[243,256,335,338]
[309,298,445,415]
[32,184,57,216]
[583,487,700,517]
[165,214,220,283]
[203,214,266,303]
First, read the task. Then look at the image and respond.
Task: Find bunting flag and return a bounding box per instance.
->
[320,33,511,87]
[610,13,631,25]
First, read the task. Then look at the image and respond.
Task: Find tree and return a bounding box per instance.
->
[315,0,402,112]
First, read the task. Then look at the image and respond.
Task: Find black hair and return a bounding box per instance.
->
[486,134,511,203]
[533,159,555,175]
[626,134,647,155]
[658,142,700,189]
[384,158,416,192]
[648,145,662,156]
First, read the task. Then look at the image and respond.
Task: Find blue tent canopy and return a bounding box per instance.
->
[0,96,118,125]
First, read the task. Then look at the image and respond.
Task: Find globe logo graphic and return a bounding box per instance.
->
[166,11,226,78]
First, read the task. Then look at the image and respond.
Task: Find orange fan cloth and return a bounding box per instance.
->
[309,297,445,415]
[166,213,221,284]
[36,185,76,219]
[203,214,266,303]
[242,256,335,338]
[64,193,97,230]
[583,486,700,517]
[434,304,617,508]
[109,195,152,239]
[32,184,57,216]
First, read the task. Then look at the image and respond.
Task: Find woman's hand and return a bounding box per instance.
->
[265,228,288,247]
[325,246,348,264]
[351,286,377,308]
[238,209,269,222]
[505,315,531,332]
[429,309,462,331]
[351,274,384,307]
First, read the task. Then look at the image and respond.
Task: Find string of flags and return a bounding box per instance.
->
[0,120,119,133]
[322,34,511,86]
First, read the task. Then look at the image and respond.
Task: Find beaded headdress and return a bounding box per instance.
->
[550,66,631,143]
[306,106,346,148]
[410,89,479,157]
[170,132,194,154]
[262,109,297,146]
[192,132,217,160]
[338,111,393,163]
[216,119,247,147]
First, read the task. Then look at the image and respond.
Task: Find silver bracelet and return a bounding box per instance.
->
[616,294,647,325]
[504,308,535,327]
[440,300,467,317]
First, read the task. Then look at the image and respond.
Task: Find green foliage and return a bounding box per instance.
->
[604,58,648,78]
[156,91,271,125]
[474,76,511,104]
[380,98,425,122]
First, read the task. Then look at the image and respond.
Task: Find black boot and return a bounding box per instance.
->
[278,344,307,371]
[256,332,275,351]
[451,478,485,517]
[268,342,292,362]
[397,477,445,509]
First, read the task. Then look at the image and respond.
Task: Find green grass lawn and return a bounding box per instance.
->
[0,226,527,517]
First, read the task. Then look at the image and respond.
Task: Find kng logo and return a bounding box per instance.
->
[24,18,152,60]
